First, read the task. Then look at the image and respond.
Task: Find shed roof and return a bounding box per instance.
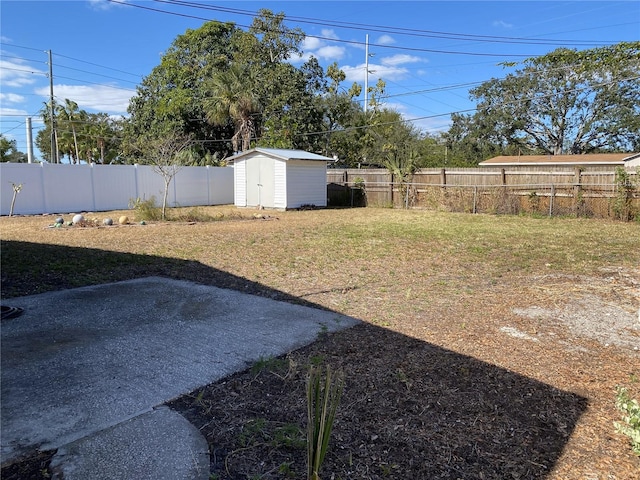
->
[479,153,640,167]
[227,148,334,163]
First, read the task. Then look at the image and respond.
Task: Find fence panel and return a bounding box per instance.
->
[1,163,46,215]
[1,163,235,216]
[208,167,234,205]
[326,167,638,219]
[42,164,95,214]
[93,164,138,211]
[134,165,168,206]
[174,166,210,206]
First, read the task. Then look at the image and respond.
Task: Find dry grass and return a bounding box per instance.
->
[1,206,639,479]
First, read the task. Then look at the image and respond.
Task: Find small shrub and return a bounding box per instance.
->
[173,207,215,222]
[129,196,162,221]
[250,355,289,377]
[528,191,540,212]
[611,167,638,221]
[307,365,344,480]
[614,386,640,456]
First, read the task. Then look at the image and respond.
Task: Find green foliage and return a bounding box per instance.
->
[204,64,261,153]
[250,355,289,377]
[466,42,640,155]
[128,196,162,221]
[172,207,217,222]
[611,167,639,221]
[37,100,122,164]
[307,365,344,480]
[236,417,305,451]
[0,134,27,163]
[614,386,640,456]
[122,21,238,162]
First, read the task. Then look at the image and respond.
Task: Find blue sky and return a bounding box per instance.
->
[1,0,639,159]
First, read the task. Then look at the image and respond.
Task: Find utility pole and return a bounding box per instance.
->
[26,117,34,163]
[364,35,375,114]
[48,49,58,163]
[364,34,369,114]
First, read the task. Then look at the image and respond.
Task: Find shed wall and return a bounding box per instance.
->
[286,160,327,208]
[234,159,247,206]
[273,160,287,209]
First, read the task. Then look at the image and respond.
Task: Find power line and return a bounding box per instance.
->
[53,52,143,79]
[0,42,143,79]
[160,0,625,47]
[108,0,535,58]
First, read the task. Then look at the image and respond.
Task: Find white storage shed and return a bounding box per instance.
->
[229,148,332,209]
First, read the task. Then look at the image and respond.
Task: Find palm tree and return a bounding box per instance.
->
[56,99,84,163]
[204,65,261,153]
[89,114,113,164]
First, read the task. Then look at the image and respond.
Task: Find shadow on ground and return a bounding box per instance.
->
[1,240,587,479]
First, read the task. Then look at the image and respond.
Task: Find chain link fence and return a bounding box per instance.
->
[328,180,640,221]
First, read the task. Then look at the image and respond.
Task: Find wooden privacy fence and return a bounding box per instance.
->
[327,167,640,219]
[0,163,234,216]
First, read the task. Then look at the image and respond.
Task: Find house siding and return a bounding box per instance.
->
[286,160,327,208]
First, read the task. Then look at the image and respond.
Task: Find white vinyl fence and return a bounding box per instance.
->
[0,163,234,216]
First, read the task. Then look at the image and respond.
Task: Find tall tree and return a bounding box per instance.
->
[468,41,640,155]
[56,99,85,163]
[123,21,239,162]
[204,64,261,153]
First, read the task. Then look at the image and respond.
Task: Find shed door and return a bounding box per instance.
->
[246,156,275,207]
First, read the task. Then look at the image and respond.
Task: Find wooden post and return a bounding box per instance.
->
[390,172,394,206]
[549,185,555,217]
[473,186,478,214]
[440,168,447,188]
[573,167,582,216]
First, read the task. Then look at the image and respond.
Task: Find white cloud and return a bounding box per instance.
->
[294,31,345,64]
[0,106,29,117]
[493,20,513,29]
[0,92,26,104]
[314,45,346,61]
[377,35,395,45]
[381,54,423,66]
[320,29,339,40]
[35,84,135,114]
[0,59,43,87]
[301,36,323,51]
[88,0,124,10]
[342,62,410,83]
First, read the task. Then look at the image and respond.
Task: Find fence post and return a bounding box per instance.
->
[473,186,478,214]
[405,181,409,209]
[90,163,97,212]
[134,164,139,201]
[37,162,47,214]
[440,168,447,189]
[206,165,211,205]
[549,184,555,217]
[390,172,394,206]
[573,167,582,216]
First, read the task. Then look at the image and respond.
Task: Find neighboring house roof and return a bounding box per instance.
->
[227,148,334,163]
[479,153,640,167]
